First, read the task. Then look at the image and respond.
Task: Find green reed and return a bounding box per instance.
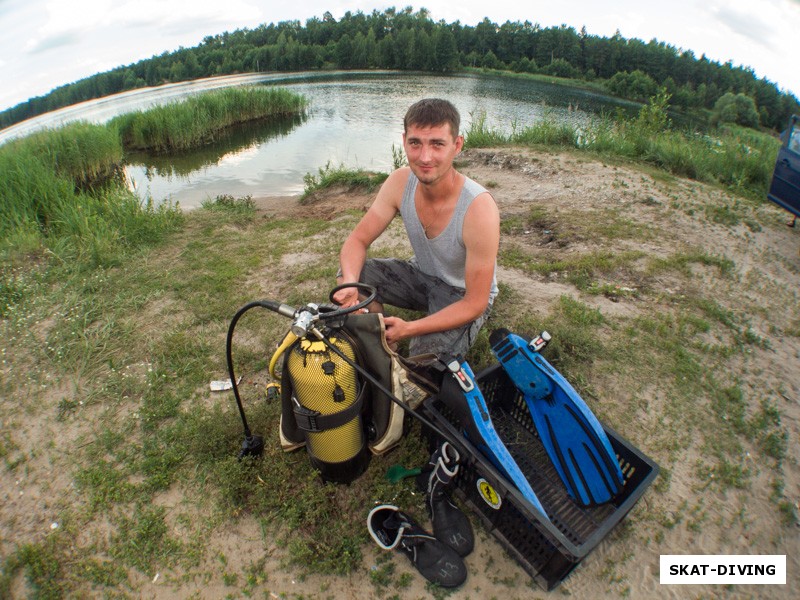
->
[301,161,389,202]
[110,86,308,153]
[0,121,181,266]
[18,121,124,186]
[0,122,120,243]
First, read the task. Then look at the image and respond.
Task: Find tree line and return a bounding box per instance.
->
[2,6,798,132]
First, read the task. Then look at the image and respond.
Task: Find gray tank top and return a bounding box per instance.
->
[400,172,499,302]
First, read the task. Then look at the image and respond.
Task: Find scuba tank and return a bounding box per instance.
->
[283,332,370,483]
[226,284,430,483]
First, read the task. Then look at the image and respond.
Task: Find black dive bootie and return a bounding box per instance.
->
[367,505,467,588]
[417,442,474,557]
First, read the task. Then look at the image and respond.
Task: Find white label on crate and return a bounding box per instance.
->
[477,478,502,510]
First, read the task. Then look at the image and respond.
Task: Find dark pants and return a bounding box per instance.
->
[359,258,491,357]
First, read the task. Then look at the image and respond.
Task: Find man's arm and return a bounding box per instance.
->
[334,168,409,306]
[383,192,500,343]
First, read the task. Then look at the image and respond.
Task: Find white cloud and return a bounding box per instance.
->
[709,1,777,51]
[110,0,262,31]
[25,0,263,55]
[27,30,82,55]
[26,0,107,53]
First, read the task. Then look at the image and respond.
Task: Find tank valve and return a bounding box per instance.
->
[291,304,319,337]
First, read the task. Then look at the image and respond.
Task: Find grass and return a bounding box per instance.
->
[5,121,124,186]
[2,180,794,597]
[1,91,796,598]
[0,122,182,268]
[301,161,389,202]
[1,201,428,593]
[465,94,780,203]
[501,246,647,291]
[0,87,307,269]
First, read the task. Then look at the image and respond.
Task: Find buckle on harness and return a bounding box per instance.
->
[293,400,322,432]
[291,389,366,433]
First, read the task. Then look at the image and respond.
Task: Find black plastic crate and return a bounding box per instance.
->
[420,363,659,591]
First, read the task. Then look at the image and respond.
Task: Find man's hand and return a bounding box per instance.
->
[383,316,412,346]
[332,286,360,308]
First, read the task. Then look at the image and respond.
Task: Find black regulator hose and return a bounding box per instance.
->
[225,285,459,460]
[226,300,297,457]
[224,288,366,458]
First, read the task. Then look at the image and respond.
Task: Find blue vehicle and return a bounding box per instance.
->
[768,114,800,224]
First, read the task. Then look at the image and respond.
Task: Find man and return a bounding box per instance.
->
[333,98,500,358]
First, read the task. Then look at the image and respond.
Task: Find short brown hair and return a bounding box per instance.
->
[404,98,460,139]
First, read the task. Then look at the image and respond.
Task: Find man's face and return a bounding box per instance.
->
[402,122,464,185]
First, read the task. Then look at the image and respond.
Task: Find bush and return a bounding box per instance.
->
[544,58,581,79]
[512,56,538,74]
[481,50,503,70]
[632,89,672,135]
[607,70,661,103]
[711,93,760,128]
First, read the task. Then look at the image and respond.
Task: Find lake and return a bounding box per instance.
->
[0,71,640,209]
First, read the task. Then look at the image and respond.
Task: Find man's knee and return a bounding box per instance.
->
[364,300,384,314]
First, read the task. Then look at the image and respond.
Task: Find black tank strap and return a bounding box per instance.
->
[292,386,366,432]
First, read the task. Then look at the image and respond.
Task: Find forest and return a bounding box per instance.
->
[1,6,798,132]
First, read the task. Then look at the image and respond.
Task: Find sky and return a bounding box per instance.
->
[0,0,798,113]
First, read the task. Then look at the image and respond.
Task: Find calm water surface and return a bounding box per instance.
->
[2,72,638,209]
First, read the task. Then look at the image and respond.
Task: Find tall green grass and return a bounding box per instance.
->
[0,121,181,266]
[467,111,579,148]
[110,86,308,153]
[0,121,123,240]
[465,95,781,200]
[11,121,124,186]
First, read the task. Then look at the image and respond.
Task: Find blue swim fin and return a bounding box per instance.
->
[490,329,624,506]
[438,358,550,520]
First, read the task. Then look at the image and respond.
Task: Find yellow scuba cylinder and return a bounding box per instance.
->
[285,332,370,483]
